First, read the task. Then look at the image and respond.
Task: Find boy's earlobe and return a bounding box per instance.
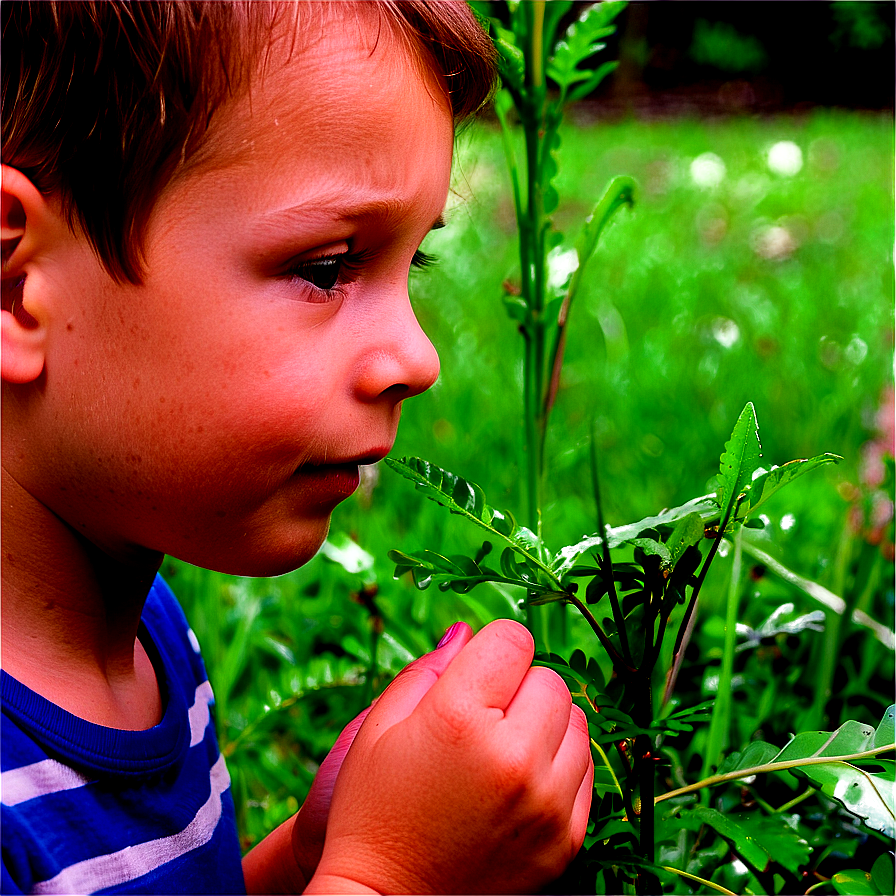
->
[2,165,52,384]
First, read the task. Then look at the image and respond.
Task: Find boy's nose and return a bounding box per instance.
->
[354,297,440,403]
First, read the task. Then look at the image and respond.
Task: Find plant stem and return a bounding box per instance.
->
[654,743,895,803]
[566,594,633,674]
[633,674,659,895]
[658,866,738,895]
[592,738,625,800]
[663,501,738,706]
[590,426,633,666]
[702,527,744,780]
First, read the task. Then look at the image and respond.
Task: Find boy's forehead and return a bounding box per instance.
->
[199,3,448,169]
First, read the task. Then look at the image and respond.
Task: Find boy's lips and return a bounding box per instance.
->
[293,449,391,498]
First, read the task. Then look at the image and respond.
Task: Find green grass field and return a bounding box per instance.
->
[166,110,894,852]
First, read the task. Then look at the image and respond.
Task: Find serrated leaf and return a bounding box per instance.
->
[608,494,720,545]
[717,402,762,524]
[739,453,842,519]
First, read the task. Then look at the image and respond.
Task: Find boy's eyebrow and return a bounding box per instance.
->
[260,199,447,235]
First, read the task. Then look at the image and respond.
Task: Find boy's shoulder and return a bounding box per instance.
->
[1,574,209,776]
[1,576,245,895]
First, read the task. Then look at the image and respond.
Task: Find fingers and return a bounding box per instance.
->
[502,664,573,757]
[355,622,474,739]
[565,706,594,850]
[426,618,535,712]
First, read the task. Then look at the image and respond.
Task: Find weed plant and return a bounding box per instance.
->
[169,4,894,892]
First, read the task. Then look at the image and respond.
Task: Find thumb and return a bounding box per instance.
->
[359,621,473,739]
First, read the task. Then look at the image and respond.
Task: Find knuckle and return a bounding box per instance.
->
[426,693,475,746]
[483,617,534,654]
[529,665,572,702]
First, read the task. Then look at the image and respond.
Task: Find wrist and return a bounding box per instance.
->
[303,872,381,895]
[242,815,308,895]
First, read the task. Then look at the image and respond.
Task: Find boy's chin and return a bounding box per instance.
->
[178,520,333,578]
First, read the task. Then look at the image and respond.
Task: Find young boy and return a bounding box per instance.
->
[1,2,593,893]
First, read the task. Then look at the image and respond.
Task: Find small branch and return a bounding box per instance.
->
[590,428,633,666]
[592,739,625,800]
[663,498,739,705]
[567,594,635,674]
[654,745,895,804]
[658,866,738,895]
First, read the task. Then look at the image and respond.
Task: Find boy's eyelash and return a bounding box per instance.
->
[285,247,439,299]
[411,249,438,269]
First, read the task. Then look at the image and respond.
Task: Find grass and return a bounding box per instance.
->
[167,109,894,852]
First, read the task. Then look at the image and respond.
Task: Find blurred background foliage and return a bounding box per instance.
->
[166,1,894,860]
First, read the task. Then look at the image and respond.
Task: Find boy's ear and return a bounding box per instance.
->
[2,164,56,384]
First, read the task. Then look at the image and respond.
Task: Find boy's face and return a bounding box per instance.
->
[20,19,450,575]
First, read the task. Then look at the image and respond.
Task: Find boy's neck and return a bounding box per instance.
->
[1,466,164,730]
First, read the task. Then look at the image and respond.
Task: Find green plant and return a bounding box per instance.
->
[384,2,895,892]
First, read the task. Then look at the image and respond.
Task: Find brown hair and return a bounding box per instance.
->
[1,1,495,283]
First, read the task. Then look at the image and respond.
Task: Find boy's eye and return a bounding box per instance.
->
[290,256,342,291]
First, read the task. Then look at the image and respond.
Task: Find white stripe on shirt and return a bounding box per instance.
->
[189,680,214,747]
[1,680,213,805]
[31,752,231,895]
[1,758,92,807]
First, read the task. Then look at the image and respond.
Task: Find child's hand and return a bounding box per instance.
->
[289,626,473,887]
[305,619,593,895]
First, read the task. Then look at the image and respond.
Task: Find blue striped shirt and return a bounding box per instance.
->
[1,576,246,894]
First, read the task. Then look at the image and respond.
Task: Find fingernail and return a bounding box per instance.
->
[437,622,462,648]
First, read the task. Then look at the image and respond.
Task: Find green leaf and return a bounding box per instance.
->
[716,402,762,525]
[681,807,811,875]
[552,533,605,574]
[738,453,842,519]
[871,854,895,895]
[569,60,619,102]
[793,756,895,839]
[567,176,636,308]
[545,246,579,302]
[389,547,544,596]
[735,602,825,651]
[832,869,882,895]
[684,806,772,871]
[546,0,625,97]
[386,457,563,589]
[609,494,720,545]
[659,706,896,839]
[492,23,525,94]
[628,537,672,566]
[666,512,707,566]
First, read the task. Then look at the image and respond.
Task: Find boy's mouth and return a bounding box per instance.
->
[294,449,391,497]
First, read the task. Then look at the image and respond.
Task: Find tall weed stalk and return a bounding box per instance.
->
[386,3,894,892]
